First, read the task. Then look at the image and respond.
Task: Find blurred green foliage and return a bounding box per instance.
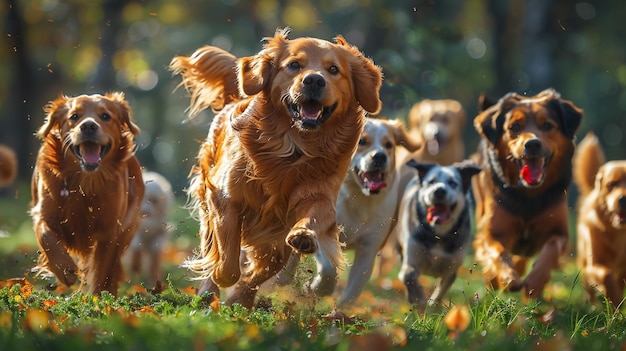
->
[2,0,626,194]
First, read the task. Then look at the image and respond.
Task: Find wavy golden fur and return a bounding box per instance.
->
[170,28,383,308]
[30,92,144,296]
[574,132,626,307]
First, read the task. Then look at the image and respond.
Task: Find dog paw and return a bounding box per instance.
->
[286,229,318,254]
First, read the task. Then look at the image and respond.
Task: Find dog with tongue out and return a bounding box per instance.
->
[396,159,481,313]
[470,88,583,301]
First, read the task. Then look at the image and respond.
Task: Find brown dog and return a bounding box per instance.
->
[30,92,144,296]
[408,99,466,165]
[574,132,626,307]
[170,28,383,309]
[0,145,17,189]
[471,88,582,299]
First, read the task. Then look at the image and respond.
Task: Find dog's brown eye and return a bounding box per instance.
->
[358,138,367,146]
[509,122,521,134]
[384,141,393,149]
[70,113,79,121]
[607,181,619,190]
[328,65,339,75]
[288,61,301,70]
[101,113,111,121]
[448,179,458,189]
[542,122,554,131]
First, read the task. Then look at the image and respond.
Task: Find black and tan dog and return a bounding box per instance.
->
[574,132,626,307]
[397,159,480,313]
[471,88,582,299]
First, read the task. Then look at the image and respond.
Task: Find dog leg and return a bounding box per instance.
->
[210,202,243,287]
[36,228,78,287]
[225,245,287,309]
[286,196,337,254]
[474,232,523,291]
[275,253,300,286]
[584,264,623,307]
[310,248,337,296]
[338,246,378,306]
[198,277,221,297]
[430,272,457,307]
[523,235,567,299]
[86,239,127,296]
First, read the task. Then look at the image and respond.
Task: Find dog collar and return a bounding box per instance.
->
[483,143,508,186]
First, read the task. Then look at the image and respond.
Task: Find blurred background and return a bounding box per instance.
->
[0,0,625,282]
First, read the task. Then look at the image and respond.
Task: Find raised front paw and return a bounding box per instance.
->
[286,228,318,254]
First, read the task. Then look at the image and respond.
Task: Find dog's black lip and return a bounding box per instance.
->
[71,142,111,172]
[287,98,337,130]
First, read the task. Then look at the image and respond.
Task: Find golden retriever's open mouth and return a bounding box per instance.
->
[516,155,552,187]
[287,99,337,130]
[354,168,387,195]
[426,202,457,225]
[71,141,111,172]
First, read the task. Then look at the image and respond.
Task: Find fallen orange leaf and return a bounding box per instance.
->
[444,305,471,339]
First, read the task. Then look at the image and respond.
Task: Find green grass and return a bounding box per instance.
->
[1,180,626,350]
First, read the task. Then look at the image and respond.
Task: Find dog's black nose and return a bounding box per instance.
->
[371,151,387,167]
[524,139,542,156]
[80,121,99,135]
[618,195,626,208]
[302,73,326,88]
[434,188,447,200]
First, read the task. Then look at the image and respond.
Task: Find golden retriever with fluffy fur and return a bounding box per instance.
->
[30,92,144,296]
[170,28,383,308]
[574,132,626,307]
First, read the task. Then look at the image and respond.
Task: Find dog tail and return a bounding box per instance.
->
[573,131,605,196]
[169,46,241,119]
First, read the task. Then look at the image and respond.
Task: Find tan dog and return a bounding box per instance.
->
[170,28,383,309]
[408,99,466,165]
[278,117,421,306]
[471,88,582,300]
[0,145,17,188]
[128,170,175,287]
[30,92,144,296]
[574,132,626,307]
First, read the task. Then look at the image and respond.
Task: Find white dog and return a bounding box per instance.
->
[128,170,175,286]
[278,117,422,306]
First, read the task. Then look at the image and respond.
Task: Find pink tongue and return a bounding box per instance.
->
[427,205,450,224]
[81,143,102,164]
[301,102,322,119]
[361,171,387,191]
[520,164,543,184]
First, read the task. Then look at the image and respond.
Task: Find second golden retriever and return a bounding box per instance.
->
[30,92,144,296]
[170,28,383,308]
[574,132,626,307]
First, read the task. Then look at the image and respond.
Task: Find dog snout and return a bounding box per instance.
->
[523,139,542,157]
[618,195,626,209]
[79,120,99,135]
[302,73,326,98]
[434,187,447,201]
[371,151,387,168]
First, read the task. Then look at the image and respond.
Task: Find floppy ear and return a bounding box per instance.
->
[387,119,422,152]
[453,160,482,192]
[406,159,437,181]
[547,97,583,139]
[473,108,503,147]
[335,35,383,114]
[238,54,274,96]
[477,93,496,112]
[38,95,69,139]
[107,92,140,136]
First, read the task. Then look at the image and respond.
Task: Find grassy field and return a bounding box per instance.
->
[1,181,625,350]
